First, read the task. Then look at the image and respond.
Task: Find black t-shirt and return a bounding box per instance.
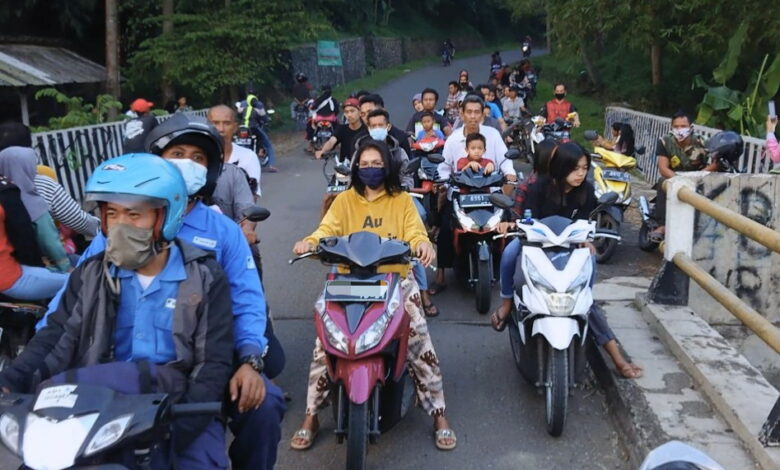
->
[524,177,597,220]
[405,111,449,137]
[333,123,366,161]
[122,114,158,153]
[353,125,412,158]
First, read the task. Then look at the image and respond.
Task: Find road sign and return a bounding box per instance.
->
[317,40,342,67]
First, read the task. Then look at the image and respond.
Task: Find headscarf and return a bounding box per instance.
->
[0,146,49,221]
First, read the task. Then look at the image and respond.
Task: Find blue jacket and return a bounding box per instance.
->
[39,201,267,358]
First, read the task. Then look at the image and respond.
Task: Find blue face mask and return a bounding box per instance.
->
[369,127,388,141]
[167,158,207,196]
[358,167,386,189]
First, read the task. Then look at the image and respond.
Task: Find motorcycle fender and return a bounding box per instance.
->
[334,357,385,405]
[477,241,490,262]
[605,205,623,224]
[531,317,580,351]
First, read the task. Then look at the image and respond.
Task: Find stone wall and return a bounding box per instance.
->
[401,36,484,62]
[367,37,403,69]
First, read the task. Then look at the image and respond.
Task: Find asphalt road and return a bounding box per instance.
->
[0,49,660,469]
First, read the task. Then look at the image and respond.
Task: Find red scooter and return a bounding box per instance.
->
[290,232,416,470]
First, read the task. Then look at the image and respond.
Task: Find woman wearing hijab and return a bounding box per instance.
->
[0,147,72,273]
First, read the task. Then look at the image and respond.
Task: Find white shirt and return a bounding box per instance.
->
[227,143,262,196]
[438,124,512,180]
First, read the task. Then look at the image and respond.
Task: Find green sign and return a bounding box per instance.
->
[317,40,343,67]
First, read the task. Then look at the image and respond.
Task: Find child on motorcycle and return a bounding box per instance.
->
[491,142,643,379]
[456,133,495,174]
[416,111,446,141]
[290,140,457,452]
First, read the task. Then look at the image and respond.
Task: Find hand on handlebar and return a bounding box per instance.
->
[293,240,316,255]
[484,162,495,175]
[315,150,324,160]
[580,241,596,255]
[497,221,515,235]
[416,242,436,268]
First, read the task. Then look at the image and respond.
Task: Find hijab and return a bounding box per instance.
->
[0,146,49,221]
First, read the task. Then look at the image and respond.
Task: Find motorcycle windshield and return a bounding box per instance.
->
[452,170,504,189]
[538,216,574,236]
[318,232,411,268]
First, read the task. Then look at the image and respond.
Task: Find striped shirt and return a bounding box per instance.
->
[34,175,100,237]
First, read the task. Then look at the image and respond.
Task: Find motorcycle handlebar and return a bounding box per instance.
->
[170,402,223,418]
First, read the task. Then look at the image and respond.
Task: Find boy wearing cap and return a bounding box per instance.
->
[314,97,365,162]
[122,98,158,153]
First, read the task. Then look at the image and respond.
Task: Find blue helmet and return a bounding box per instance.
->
[85,153,187,241]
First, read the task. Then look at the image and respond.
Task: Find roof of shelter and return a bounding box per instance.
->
[0,44,105,87]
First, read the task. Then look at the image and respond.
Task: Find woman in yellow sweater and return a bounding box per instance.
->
[290,140,457,451]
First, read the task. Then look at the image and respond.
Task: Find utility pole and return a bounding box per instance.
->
[161,0,175,106]
[105,0,120,118]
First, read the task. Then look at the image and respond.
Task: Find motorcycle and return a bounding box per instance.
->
[311,116,335,151]
[294,99,312,131]
[441,49,452,66]
[322,150,351,195]
[637,194,661,252]
[502,117,536,165]
[410,137,446,224]
[235,101,276,167]
[639,441,725,470]
[522,42,532,58]
[583,130,646,263]
[540,114,577,142]
[0,381,221,469]
[289,232,417,470]
[449,161,520,314]
[490,192,620,437]
[0,297,45,371]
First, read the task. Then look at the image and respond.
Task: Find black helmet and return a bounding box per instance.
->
[295,72,307,83]
[706,131,743,172]
[144,114,224,198]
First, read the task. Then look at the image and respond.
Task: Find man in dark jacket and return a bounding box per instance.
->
[0,154,234,469]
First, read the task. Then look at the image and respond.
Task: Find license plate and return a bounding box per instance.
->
[459,193,492,208]
[236,138,253,146]
[327,184,348,193]
[602,170,630,182]
[324,280,388,302]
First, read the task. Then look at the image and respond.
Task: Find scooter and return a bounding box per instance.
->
[294,99,313,131]
[449,164,518,314]
[322,150,351,195]
[502,117,536,165]
[0,381,221,469]
[410,137,446,224]
[311,116,335,151]
[491,192,619,437]
[0,297,45,372]
[639,441,725,470]
[522,42,532,58]
[290,232,416,470]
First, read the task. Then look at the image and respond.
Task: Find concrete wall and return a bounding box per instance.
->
[687,173,780,325]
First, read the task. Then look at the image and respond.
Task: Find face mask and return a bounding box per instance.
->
[167,158,207,196]
[105,223,158,270]
[554,93,566,100]
[358,167,386,189]
[672,127,692,141]
[369,127,388,141]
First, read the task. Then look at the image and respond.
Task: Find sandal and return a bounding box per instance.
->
[423,301,440,317]
[491,309,509,332]
[434,428,457,451]
[290,428,318,450]
[429,282,448,296]
[618,363,644,379]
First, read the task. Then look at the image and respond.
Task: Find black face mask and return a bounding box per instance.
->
[555,93,566,100]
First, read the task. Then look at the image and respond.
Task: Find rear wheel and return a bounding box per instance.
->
[475,255,492,314]
[545,343,568,437]
[594,213,619,264]
[638,221,660,252]
[346,401,369,470]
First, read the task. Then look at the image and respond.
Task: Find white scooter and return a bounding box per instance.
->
[491,192,620,437]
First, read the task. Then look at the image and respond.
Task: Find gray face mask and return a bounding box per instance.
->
[105,224,158,270]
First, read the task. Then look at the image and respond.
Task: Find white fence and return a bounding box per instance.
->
[30,110,208,202]
[603,106,769,183]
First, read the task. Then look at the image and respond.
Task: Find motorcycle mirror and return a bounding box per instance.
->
[635,146,646,155]
[407,157,422,172]
[489,193,515,209]
[583,130,599,141]
[597,192,619,205]
[242,206,271,222]
[335,164,351,176]
[426,153,445,164]
[504,148,522,160]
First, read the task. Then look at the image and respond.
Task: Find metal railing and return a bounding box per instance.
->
[604,106,770,183]
[30,110,208,202]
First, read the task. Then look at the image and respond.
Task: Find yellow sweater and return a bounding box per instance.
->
[304,188,428,273]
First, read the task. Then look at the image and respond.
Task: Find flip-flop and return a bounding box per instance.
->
[618,363,644,379]
[290,428,318,450]
[423,301,440,317]
[648,231,665,243]
[434,428,457,451]
[429,282,448,296]
[491,309,508,332]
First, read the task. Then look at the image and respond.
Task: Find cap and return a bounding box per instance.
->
[343,98,360,110]
[130,98,154,113]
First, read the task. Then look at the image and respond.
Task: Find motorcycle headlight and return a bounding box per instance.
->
[314,294,326,316]
[355,293,399,354]
[322,313,349,354]
[0,413,19,456]
[525,259,576,316]
[84,414,133,456]
[567,264,592,294]
[484,209,504,231]
[454,204,478,230]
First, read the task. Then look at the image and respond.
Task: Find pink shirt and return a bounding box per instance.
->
[767,133,780,163]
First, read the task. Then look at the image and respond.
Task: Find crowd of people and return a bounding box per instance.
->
[0,46,771,469]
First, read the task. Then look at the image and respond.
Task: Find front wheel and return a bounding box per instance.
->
[475,255,492,314]
[346,401,369,470]
[594,213,619,264]
[638,221,661,252]
[545,343,568,437]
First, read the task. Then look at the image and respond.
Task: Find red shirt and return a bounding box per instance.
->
[0,205,22,291]
[456,157,491,171]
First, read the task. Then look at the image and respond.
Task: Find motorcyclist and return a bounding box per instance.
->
[651,111,717,241]
[706,130,744,173]
[290,139,457,451]
[595,122,636,156]
[406,87,453,137]
[122,98,158,153]
[306,84,339,152]
[357,93,413,156]
[490,142,643,379]
[0,153,235,468]
[39,117,287,470]
[501,85,527,122]
[441,39,455,61]
[315,97,365,162]
[445,81,462,124]
[458,69,474,92]
[236,85,278,172]
[208,105,262,198]
[541,83,580,126]
[290,72,313,119]
[490,51,503,76]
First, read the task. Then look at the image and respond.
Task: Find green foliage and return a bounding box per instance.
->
[33,88,123,131]
[129,0,327,100]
